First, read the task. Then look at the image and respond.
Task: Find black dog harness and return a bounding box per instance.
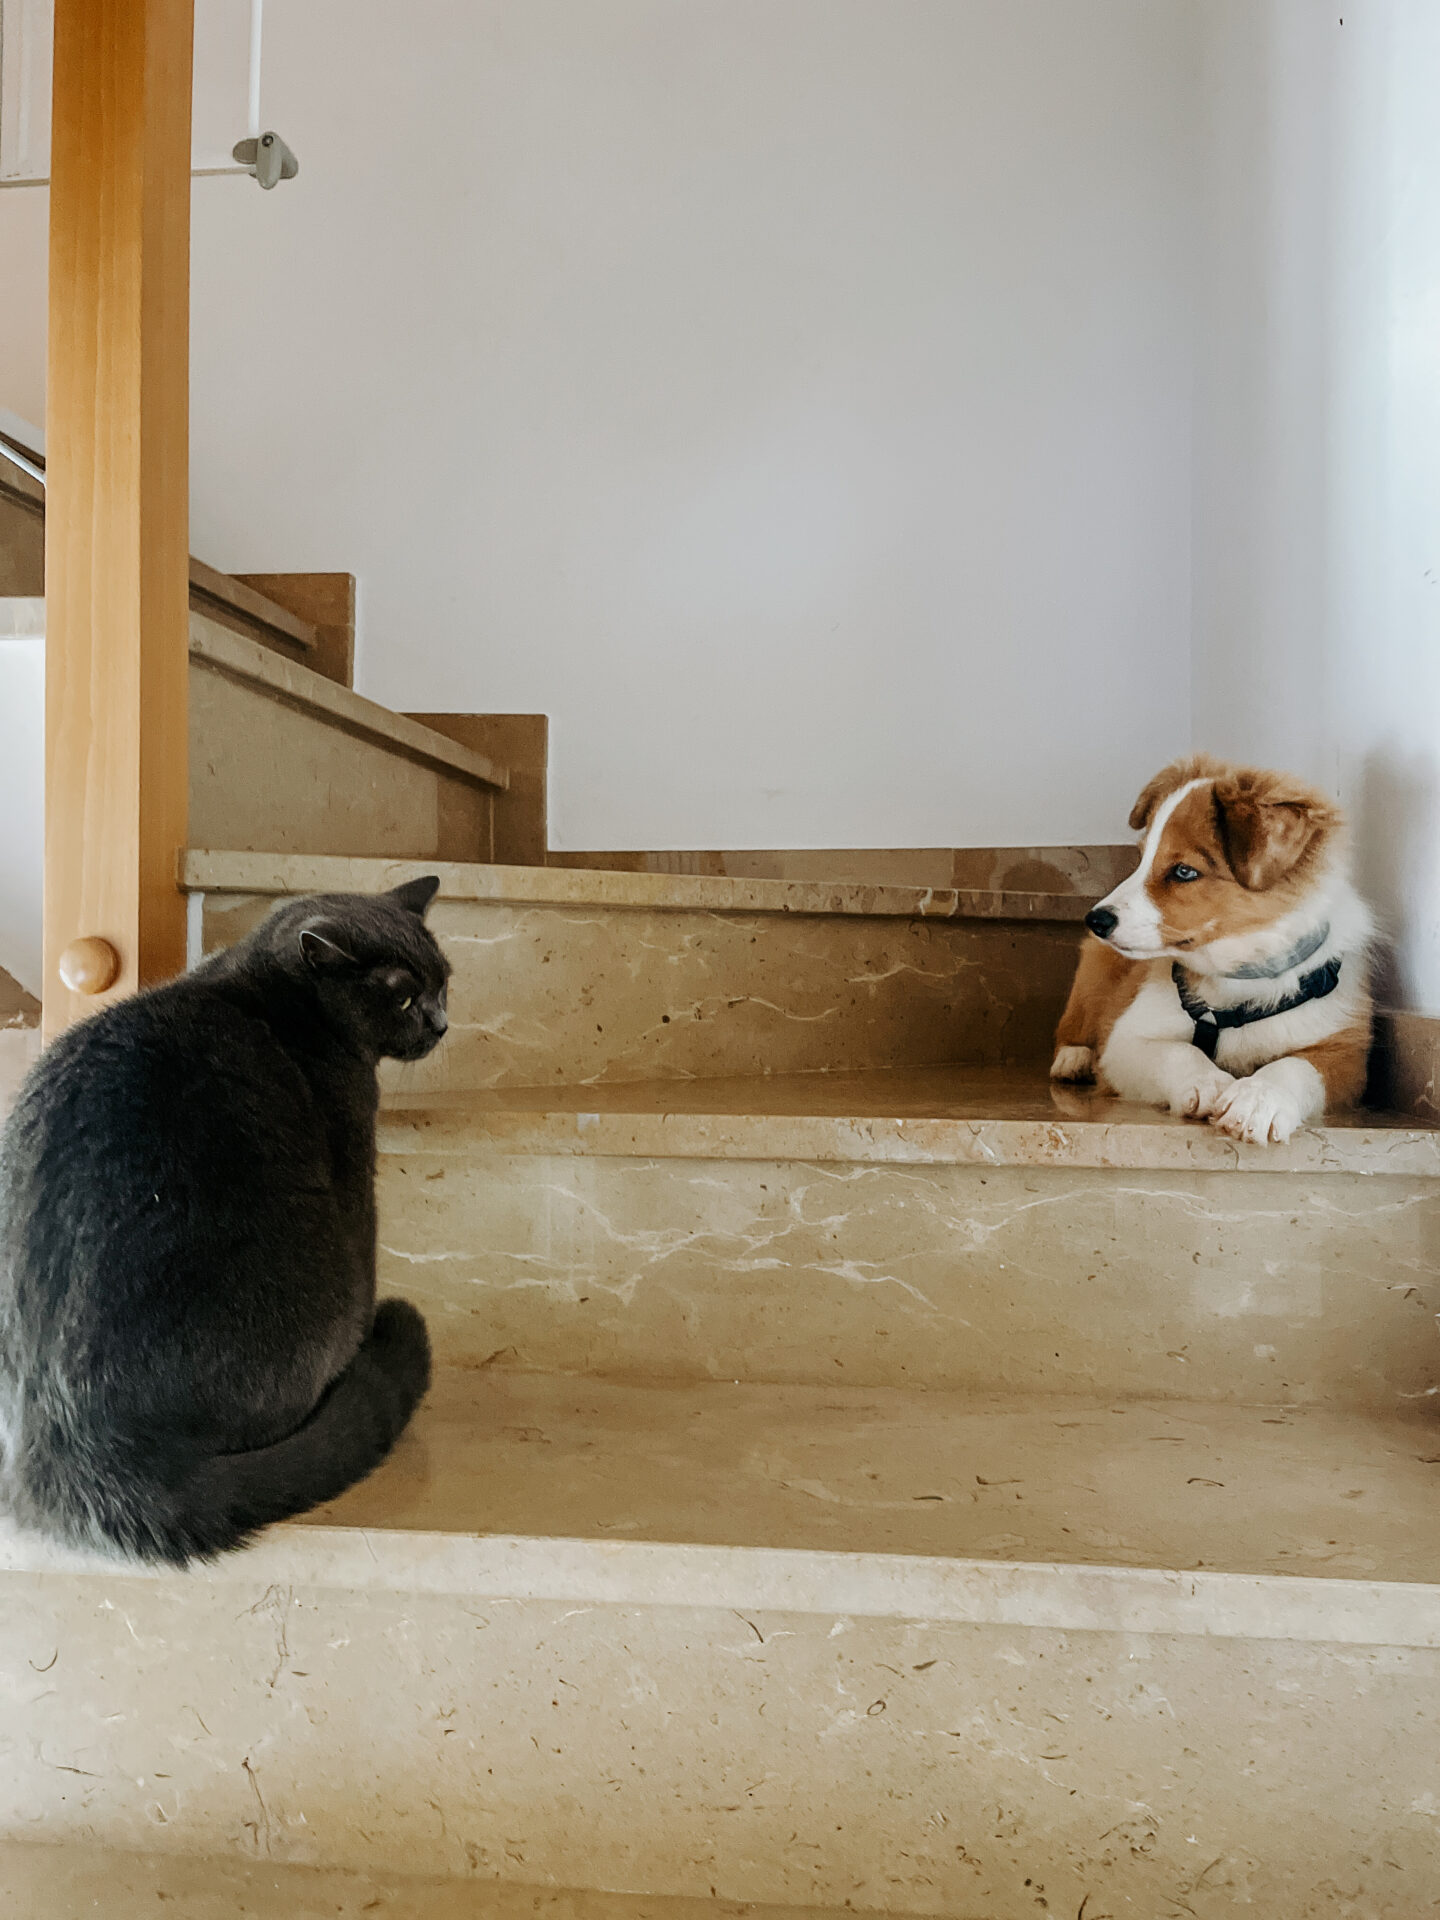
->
[1172,957,1343,1061]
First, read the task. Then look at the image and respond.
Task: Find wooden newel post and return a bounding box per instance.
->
[44,0,195,1040]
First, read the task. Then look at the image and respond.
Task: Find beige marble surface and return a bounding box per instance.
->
[3,1569,1438,1912]
[0,1843,875,1920]
[200,894,1080,1086]
[4,1367,1440,1905]
[191,658,494,863]
[375,1145,1440,1407]
[182,848,1087,924]
[554,844,1131,899]
[380,1064,1440,1175]
[290,1373,1440,1586]
[189,617,507,790]
[949,843,1137,894]
[14,1373,1436,1606]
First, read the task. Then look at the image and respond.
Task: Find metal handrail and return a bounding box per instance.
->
[0,432,44,488]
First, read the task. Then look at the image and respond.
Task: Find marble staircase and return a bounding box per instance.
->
[4,851,1440,1916]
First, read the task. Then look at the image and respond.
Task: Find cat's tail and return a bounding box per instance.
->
[13,1300,431,1567]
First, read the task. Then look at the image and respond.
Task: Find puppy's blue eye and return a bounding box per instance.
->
[1170,864,1200,883]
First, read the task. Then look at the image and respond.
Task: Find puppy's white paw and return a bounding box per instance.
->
[1210,1077,1303,1145]
[1050,1044,1095,1083]
[1166,1062,1236,1119]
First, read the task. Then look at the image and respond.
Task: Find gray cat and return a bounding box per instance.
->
[0,878,449,1565]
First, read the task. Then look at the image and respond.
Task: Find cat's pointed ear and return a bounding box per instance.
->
[389,875,440,918]
[298,922,358,972]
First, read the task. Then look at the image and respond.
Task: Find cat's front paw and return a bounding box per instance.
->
[1210,1077,1304,1145]
[369,1297,432,1415]
[1166,1061,1236,1119]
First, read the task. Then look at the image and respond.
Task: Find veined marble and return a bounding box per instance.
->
[196,887,1081,1088]
[380,1066,1440,1176]
[376,1145,1440,1408]
[4,1375,1439,1909]
[181,849,1090,923]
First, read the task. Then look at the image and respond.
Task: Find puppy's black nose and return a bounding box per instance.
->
[1085,906,1119,939]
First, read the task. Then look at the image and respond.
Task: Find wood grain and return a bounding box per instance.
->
[44,0,195,1038]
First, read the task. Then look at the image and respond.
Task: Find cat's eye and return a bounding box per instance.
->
[1169,863,1200,883]
[398,995,413,1011]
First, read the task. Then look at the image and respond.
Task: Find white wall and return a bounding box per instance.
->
[1193,0,1440,1011]
[1,1,1200,853]
[3,3,1436,1006]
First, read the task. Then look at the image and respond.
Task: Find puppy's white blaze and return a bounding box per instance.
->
[1093,777,1210,957]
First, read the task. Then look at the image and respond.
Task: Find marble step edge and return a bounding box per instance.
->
[180,848,1094,923]
[3,1522,1437,1653]
[6,602,509,791]
[377,1087,1440,1177]
[187,619,509,791]
[4,1373,1439,1652]
[0,1841,894,1920]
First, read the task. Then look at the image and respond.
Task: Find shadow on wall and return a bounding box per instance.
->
[1353,743,1440,1015]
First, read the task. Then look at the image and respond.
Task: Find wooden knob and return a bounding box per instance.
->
[59,937,121,996]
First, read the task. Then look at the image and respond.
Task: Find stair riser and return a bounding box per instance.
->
[3,1572,1434,1915]
[198,897,1078,1085]
[377,1151,1440,1409]
[191,664,491,863]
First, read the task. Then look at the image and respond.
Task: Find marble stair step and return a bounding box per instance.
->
[7,1373,1440,1910]
[375,1065,1440,1407]
[0,1841,896,1920]
[8,1370,1439,1638]
[379,1061,1440,1174]
[184,850,1084,1086]
[299,1370,1440,1615]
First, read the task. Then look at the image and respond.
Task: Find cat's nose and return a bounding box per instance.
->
[429,1009,448,1036]
[1085,906,1119,939]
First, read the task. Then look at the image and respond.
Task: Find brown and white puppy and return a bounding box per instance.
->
[1051,755,1373,1144]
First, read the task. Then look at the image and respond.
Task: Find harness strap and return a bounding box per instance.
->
[1173,957,1342,1061]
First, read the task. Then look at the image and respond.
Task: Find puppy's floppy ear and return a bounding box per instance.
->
[1127,754,1231,833]
[1212,768,1339,891]
[299,920,358,971]
[389,875,440,918]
